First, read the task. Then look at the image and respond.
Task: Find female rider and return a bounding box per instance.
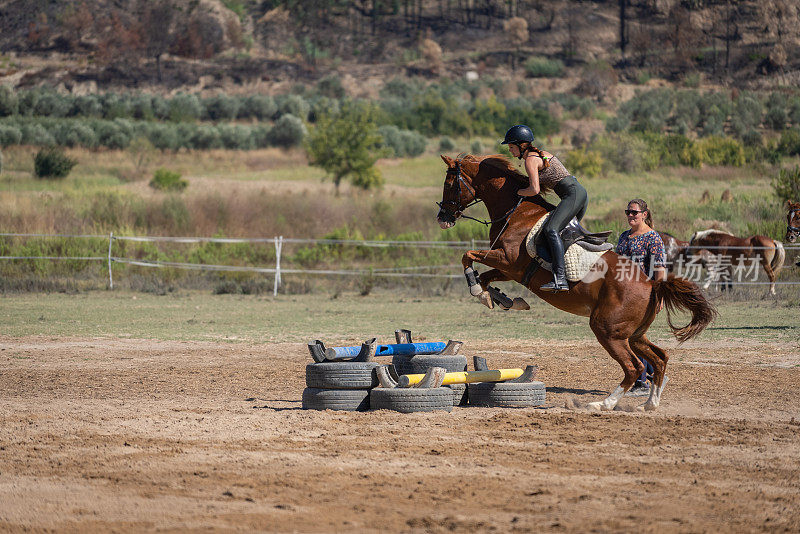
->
[616,198,667,394]
[501,124,588,292]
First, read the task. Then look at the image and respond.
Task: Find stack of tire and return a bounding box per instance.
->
[468,381,546,407]
[390,352,469,407]
[301,361,381,411]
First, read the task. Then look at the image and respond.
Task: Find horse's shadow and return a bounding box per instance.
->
[246,398,303,411]
[546,386,607,396]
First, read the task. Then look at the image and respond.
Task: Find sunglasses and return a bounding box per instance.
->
[625,209,643,216]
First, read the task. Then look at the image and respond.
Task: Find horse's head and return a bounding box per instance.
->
[437,154,479,229]
[786,200,800,243]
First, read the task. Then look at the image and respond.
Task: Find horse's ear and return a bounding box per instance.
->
[787,199,800,209]
[441,154,454,166]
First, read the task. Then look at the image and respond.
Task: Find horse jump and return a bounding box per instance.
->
[437,154,716,412]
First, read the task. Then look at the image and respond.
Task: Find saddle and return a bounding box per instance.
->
[523,214,613,284]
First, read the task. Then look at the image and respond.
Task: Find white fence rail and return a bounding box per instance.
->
[1,232,799,294]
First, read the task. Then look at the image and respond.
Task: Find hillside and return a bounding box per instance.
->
[1,0,799,97]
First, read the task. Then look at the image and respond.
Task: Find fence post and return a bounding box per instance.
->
[274,235,283,296]
[471,238,475,250]
[107,232,114,289]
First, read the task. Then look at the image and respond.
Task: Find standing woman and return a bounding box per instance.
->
[616,198,667,394]
[500,124,589,292]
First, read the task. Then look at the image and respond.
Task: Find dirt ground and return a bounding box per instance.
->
[1,335,799,532]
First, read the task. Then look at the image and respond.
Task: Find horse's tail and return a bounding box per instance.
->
[769,239,786,276]
[650,275,717,343]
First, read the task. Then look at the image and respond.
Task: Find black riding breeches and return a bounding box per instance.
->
[542,175,588,235]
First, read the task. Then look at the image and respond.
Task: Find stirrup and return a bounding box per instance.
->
[540,279,568,293]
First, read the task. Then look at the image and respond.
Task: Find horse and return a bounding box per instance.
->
[786,200,800,244]
[436,154,716,411]
[658,231,715,285]
[688,229,785,295]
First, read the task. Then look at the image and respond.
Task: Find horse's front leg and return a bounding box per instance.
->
[462,250,522,309]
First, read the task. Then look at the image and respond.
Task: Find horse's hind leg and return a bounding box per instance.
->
[629,335,669,411]
[587,317,642,411]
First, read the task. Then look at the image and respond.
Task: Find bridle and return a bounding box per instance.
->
[436,157,522,228]
[787,208,800,238]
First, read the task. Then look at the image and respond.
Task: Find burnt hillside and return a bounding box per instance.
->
[0,0,798,94]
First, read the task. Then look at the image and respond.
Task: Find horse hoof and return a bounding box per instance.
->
[478,291,493,309]
[638,402,658,412]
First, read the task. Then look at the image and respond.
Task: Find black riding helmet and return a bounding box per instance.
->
[500,124,535,146]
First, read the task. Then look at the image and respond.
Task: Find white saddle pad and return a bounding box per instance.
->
[525,213,609,283]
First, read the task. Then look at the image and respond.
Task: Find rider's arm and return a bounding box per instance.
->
[519,154,541,196]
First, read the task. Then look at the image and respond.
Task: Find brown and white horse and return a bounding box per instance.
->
[688,229,785,295]
[436,154,716,411]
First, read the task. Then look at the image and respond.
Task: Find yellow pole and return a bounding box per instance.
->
[399,368,524,387]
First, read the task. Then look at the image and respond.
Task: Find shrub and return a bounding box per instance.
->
[470,140,483,154]
[765,106,788,131]
[696,136,745,166]
[217,124,254,150]
[773,166,800,203]
[54,121,98,148]
[149,168,188,192]
[0,86,18,116]
[730,94,762,137]
[590,133,651,173]
[33,90,70,117]
[275,94,310,121]
[316,74,346,99]
[101,93,132,119]
[308,97,340,123]
[438,136,455,151]
[268,114,307,148]
[0,124,22,146]
[189,125,223,149]
[0,147,3,174]
[33,148,77,179]
[203,94,240,121]
[145,123,179,150]
[19,123,56,146]
[777,129,800,156]
[524,56,564,78]
[129,94,155,120]
[70,94,103,118]
[378,125,426,157]
[564,148,603,178]
[239,94,276,120]
[167,93,203,122]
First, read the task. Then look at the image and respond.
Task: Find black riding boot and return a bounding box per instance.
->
[540,229,569,292]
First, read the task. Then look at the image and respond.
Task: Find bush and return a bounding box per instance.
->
[590,133,652,173]
[239,94,276,120]
[0,124,22,146]
[70,94,104,118]
[33,90,70,117]
[19,123,55,146]
[268,114,307,148]
[149,168,188,192]
[217,124,254,150]
[777,129,800,157]
[275,94,310,121]
[378,125,426,157]
[696,136,745,167]
[564,148,603,178]
[204,94,240,121]
[438,136,455,151]
[189,125,223,149]
[33,148,77,179]
[524,56,564,78]
[54,121,98,148]
[0,86,18,116]
[773,166,800,203]
[316,74,346,99]
[470,140,483,154]
[167,93,203,122]
[0,147,3,174]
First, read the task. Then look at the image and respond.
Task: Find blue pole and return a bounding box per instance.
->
[327,341,447,359]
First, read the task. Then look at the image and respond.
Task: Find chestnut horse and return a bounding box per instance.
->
[786,200,800,244]
[437,154,716,411]
[688,229,785,295]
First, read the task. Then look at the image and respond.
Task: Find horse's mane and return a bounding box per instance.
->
[691,228,734,242]
[471,154,552,194]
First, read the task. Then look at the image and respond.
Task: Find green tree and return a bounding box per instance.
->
[305,101,388,193]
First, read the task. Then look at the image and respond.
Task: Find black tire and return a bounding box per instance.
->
[391,354,468,376]
[302,388,370,411]
[446,383,468,406]
[370,387,453,413]
[305,362,381,389]
[468,381,546,407]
